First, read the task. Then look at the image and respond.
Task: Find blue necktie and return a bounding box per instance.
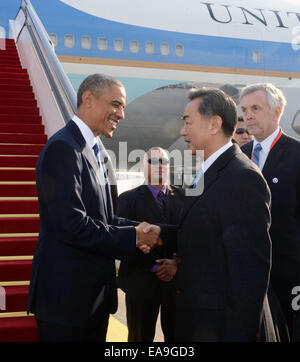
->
[93,143,108,181]
[192,166,204,189]
[92,144,101,168]
[252,143,262,167]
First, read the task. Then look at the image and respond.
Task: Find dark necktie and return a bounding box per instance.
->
[157,190,166,215]
[92,144,101,168]
[93,143,108,182]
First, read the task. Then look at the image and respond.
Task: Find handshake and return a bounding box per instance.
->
[135,222,162,253]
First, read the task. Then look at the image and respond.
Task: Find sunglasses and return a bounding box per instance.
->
[147,158,170,165]
[235,128,251,135]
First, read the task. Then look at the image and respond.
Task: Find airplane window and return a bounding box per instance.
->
[98,38,108,51]
[49,33,57,47]
[160,42,170,56]
[64,35,74,48]
[252,50,261,63]
[130,40,139,53]
[81,36,91,49]
[114,39,124,52]
[145,41,154,54]
[175,44,184,56]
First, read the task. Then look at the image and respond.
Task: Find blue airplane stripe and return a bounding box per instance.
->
[26,0,300,73]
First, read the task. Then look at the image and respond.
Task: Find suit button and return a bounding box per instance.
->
[176,288,182,295]
[178,228,182,233]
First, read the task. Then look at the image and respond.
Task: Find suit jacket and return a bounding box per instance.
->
[27,120,137,328]
[161,144,273,341]
[242,133,300,339]
[116,184,184,299]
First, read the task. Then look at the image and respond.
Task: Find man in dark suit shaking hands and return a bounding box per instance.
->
[240,83,300,340]
[27,74,161,342]
[156,87,275,341]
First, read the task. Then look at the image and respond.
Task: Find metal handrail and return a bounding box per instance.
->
[18,0,77,122]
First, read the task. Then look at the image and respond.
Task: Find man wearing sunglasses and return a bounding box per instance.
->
[232,116,254,147]
[116,147,184,342]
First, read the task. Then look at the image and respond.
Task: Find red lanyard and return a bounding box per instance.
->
[269,128,283,151]
[251,129,283,160]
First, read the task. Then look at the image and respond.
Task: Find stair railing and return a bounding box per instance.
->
[17,0,77,122]
[13,0,118,191]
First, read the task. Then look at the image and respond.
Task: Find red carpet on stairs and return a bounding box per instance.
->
[0,39,47,342]
[0,237,37,256]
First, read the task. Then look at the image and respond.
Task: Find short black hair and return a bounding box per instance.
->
[188,87,237,137]
[77,73,124,108]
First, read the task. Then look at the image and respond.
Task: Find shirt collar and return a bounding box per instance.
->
[72,115,98,149]
[253,127,280,154]
[147,184,167,197]
[203,140,233,173]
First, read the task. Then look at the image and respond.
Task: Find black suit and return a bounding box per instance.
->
[27,120,137,341]
[116,184,184,341]
[161,144,275,341]
[242,133,300,340]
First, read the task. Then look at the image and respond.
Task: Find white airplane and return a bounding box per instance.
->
[1,0,300,171]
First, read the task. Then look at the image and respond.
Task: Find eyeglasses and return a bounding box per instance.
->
[235,128,251,135]
[147,158,170,165]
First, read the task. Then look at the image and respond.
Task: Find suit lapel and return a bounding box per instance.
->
[179,165,219,223]
[67,120,110,220]
[242,134,288,178]
[262,133,288,177]
[179,144,240,224]
[241,141,253,159]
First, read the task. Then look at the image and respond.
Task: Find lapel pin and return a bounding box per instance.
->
[272,177,279,184]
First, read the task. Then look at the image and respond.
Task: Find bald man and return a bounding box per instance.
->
[116,147,184,342]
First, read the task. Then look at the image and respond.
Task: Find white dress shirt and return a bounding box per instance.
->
[253,127,280,170]
[203,141,233,173]
[72,116,139,244]
[193,141,233,187]
[72,115,106,186]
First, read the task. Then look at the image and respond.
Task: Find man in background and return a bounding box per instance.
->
[117,147,184,342]
[240,82,300,341]
[232,116,253,146]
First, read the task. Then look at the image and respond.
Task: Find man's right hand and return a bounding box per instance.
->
[135,222,162,254]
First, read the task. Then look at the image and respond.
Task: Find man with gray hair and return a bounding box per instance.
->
[240,82,300,341]
[28,73,162,342]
